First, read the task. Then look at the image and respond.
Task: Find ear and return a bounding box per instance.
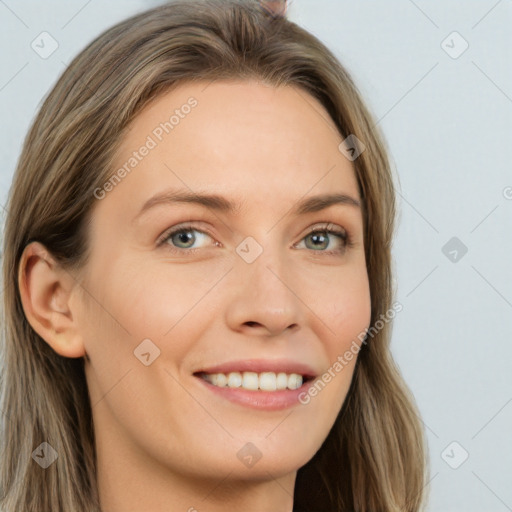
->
[18,241,86,358]
[260,0,287,16]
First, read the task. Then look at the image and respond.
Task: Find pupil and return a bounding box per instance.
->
[177,231,193,246]
[311,232,326,248]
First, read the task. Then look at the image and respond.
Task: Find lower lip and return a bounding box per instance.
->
[194,376,314,411]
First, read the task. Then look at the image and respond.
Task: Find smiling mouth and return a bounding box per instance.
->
[194,371,313,392]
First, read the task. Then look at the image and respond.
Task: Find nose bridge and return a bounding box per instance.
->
[226,233,302,335]
[235,233,287,293]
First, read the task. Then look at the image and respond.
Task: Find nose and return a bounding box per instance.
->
[224,243,303,337]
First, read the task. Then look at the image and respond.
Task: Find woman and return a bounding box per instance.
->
[0,0,429,510]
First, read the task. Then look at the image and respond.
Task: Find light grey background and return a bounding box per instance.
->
[1,1,511,510]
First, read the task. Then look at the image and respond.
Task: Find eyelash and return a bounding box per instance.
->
[156,222,353,256]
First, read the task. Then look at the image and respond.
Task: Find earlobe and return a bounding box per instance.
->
[18,241,86,359]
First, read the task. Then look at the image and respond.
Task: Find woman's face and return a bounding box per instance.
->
[74,79,371,486]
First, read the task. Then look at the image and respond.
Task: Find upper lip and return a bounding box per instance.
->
[193,359,318,378]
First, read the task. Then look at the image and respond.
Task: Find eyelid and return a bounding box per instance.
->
[156,221,216,248]
[157,221,352,254]
[304,221,345,236]
[296,222,352,254]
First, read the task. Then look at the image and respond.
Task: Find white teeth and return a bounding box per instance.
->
[276,372,288,390]
[217,373,228,387]
[242,372,259,390]
[213,373,227,387]
[202,371,304,391]
[259,372,276,391]
[287,373,302,390]
[227,372,242,388]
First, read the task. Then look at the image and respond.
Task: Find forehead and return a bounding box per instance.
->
[99,79,360,221]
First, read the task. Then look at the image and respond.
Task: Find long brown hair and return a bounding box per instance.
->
[0,1,429,510]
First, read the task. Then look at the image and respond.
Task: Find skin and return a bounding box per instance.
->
[19,79,371,512]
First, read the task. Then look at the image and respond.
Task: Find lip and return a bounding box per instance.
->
[192,358,318,411]
[194,374,315,411]
[192,358,318,378]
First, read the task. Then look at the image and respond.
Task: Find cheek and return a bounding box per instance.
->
[79,259,222,441]
[81,257,230,359]
[330,278,371,350]
[309,263,371,395]
[306,259,371,348]
[292,277,370,456]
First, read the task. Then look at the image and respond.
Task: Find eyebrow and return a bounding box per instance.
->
[135,189,361,221]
